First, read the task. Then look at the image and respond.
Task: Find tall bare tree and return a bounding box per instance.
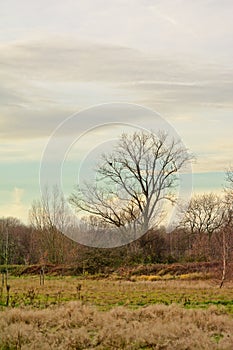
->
[69,130,191,237]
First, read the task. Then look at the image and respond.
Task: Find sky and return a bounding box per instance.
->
[0,0,233,223]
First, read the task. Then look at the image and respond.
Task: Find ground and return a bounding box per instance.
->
[1,274,233,349]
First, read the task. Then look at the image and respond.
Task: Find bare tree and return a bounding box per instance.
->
[69,130,191,237]
[226,168,233,187]
[0,217,29,264]
[179,193,227,259]
[224,168,233,217]
[179,193,226,240]
[179,190,233,286]
[0,217,31,287]
[29,186,74,264]
[219,169,233,287]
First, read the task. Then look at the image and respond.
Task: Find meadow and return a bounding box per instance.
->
[1,274,233,349]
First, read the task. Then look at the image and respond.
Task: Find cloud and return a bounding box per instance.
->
[0,36,233,142]
[0,36,232,175]
[12,187,24,205]
[0,39,144,82]
[0,1,232,174]
[1,37,232,84]
[0,187,29,222]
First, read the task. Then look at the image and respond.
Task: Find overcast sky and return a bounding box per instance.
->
[0,0,232,222]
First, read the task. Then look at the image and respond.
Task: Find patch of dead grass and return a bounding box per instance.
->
[1,301,233,349]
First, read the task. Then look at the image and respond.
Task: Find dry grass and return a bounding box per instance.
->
[1,301,233,349]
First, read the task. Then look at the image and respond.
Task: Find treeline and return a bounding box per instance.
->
[1,167,233,271]
[0,195,232,272]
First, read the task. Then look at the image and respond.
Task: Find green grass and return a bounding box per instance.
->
[1,276,233,313]
[211,333,224,344]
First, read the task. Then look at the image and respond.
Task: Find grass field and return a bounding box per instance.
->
[1,275,233,349]
[1,275,233,312]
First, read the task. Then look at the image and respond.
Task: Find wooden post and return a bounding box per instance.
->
[40,266,45,286]
[4,225,9,288]
[6,284,10,306]
[220,229,226,288]
[1,272,4,288]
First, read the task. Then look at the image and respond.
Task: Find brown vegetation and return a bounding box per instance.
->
[1,301,233,349]
[9,261,231,284]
